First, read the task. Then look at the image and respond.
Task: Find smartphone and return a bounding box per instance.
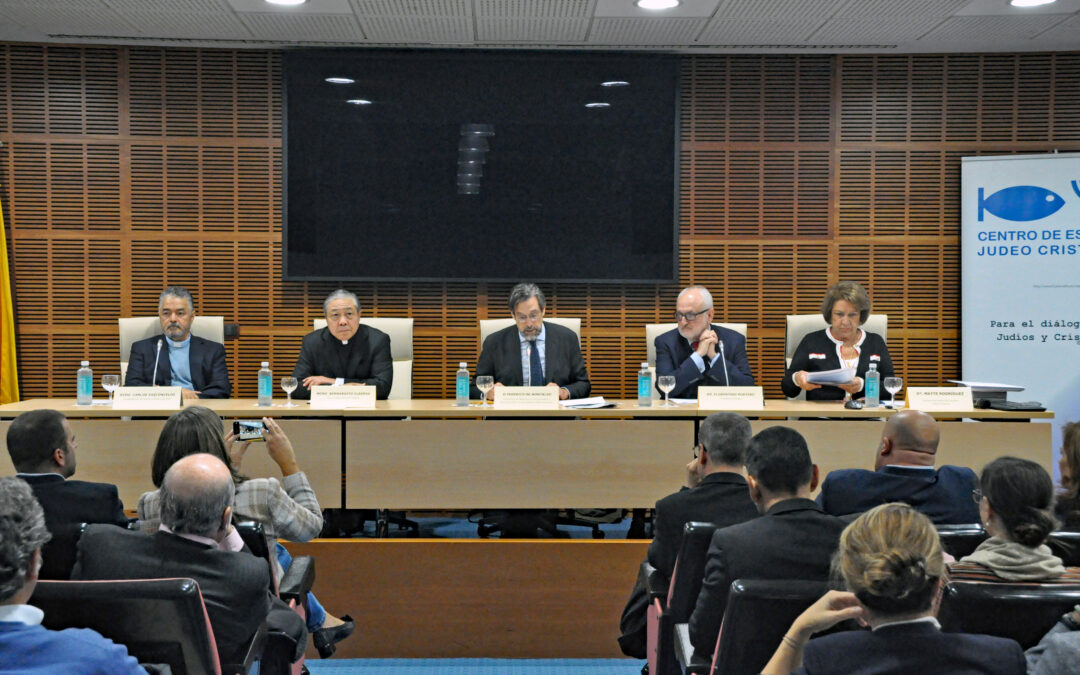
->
[232,419,266,441]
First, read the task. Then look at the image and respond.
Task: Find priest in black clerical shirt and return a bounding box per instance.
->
[290,289,393,400]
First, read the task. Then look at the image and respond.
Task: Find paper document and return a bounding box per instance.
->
[559,396,615,409]
[947,380,1025,392]
[669,398,696,405]
[805,367,856,385]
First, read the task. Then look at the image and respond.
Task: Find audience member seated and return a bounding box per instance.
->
[1055,421,1080,531]
[817,410,979,524]
[949,456,1080,583]
[6,409,129,578]
[74,453,307,665]
[760,502,1026,675]
[1026,602,1080,674]
[0,477,146,674]
[687,426,845,667]
[137,405,354,658]
[617,412,759,658]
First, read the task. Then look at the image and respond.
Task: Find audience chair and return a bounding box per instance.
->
[936,524,988,559]
[39,521,88,580]
[783,313,887,400]
[119,316,225,385]
[644,322,748,401]
[1047,531,1080,566]
[651,521,718,675]
[30,577,267,675]
[939,581,1080,649]
[704,579,832,675]
[313,317,413,400]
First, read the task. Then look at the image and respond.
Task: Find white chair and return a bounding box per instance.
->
[644,322,748,399]
[479,317,582,345]
[784,313,888,400]
[313,317,413,399]
[118,316,225,385]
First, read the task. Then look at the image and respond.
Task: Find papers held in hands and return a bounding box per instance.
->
[804,367,857,385]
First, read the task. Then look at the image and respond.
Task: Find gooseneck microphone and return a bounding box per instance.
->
[719,339,729,386]
[151,338,163,386]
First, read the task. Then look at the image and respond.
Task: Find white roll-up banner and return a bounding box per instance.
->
[961,152,1080,480]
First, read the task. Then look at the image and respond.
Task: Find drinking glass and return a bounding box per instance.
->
[101,374,120,403]
[476,375,494,406]
[657,375,676,407]
[281,376,298,407]
[884,376,903,408]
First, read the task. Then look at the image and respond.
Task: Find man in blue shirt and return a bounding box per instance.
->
[124,286,230,399]
[0,476,146,674]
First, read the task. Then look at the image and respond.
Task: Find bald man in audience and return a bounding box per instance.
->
[816,409,980,524]
[73,454,306,665]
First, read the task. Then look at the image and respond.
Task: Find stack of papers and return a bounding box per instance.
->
[805,368,856,385]
[559,397,614,409]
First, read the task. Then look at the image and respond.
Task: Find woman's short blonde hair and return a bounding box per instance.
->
[1062,421,1080,499]
[838,503,943,615]
[821,280,872,325]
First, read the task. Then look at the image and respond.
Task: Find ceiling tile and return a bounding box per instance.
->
[812,17,945,43]
[921,15,1064,42]
[350,0,470,16]
[595,0,720,19]
[476,0,595,19]
[699,17,820,44]
[361,15,473,41]
[238,12,366,40]
[477,18,590,42]
[588,18,707,45]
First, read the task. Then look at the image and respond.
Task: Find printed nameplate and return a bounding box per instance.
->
[310,385,375,409]
[698,386,765,411]
[906,387,973,412]
[113,386,182,410]
[494,386,559,410]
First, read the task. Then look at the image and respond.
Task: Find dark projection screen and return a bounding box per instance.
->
[283,50,679,283]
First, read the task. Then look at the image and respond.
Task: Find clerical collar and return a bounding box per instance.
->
[168,335,192,348]
[340,339,348,345]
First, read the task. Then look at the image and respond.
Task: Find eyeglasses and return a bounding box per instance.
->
[693,443,702,459]
[674,308,711,322]
[514,311,542,322]
[971,488,983,504]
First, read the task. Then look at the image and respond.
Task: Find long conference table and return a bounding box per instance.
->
[0,398,1054,515]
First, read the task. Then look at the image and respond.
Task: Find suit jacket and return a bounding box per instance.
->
[818,465,980,525]
[472,322,590,399]
[72,524,272,665]
[125,334,231,398]
[18,473,128,579]
[797,621,1025,675]
[688,498,845,664]
[647,472,759,583]
[291,325,393,399]
[654,325,754,399]
[781,328,893,401]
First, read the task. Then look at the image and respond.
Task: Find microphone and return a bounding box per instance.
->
[719,340,729,386]
[151,338,163,387]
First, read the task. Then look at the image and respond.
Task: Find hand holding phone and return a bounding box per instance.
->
[232,419,266,441]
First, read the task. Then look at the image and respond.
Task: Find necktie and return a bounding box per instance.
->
[529,340,544,385]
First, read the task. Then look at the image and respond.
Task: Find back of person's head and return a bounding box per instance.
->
[1062,421,1080,499]
[0,477,52,602]
[159,453,235,539]
[981,456,1056,548]
[745,426,813,495]
[839,502,943,616]
[151,406,239,487]
[5,409,68,473]
[698,412,752,466]
[885,410,940,454]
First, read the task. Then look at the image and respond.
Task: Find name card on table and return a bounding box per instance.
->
[698,386,765,411]
[906,387,973,412]
[309,385,376,409]
[493,386,559,410]
[113,386,182,410]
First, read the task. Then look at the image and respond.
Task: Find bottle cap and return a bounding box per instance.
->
[80,360,89,366]
[261,361,269,367]
[641,362,649,368]
[459,362,467,368]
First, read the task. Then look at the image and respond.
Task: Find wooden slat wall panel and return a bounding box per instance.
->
[4,46,1080,402]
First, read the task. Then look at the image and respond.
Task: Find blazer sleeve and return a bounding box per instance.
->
[688,531,732,665]
[704,331,754,387]
[646,498,679,582]
[471,332,504,399]
[655,333,705,399]
[124,340,152,386]
[560,332,591,399]
[197,340,231,399]
[781,334,815,398]
[353,331,393,400]
[108,485,129,528]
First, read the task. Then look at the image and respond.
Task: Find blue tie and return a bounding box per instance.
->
[529,340,544,386]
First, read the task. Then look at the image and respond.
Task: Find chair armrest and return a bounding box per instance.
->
[278,555,315,604]
[223,619,267,675]
[642,561,667,602]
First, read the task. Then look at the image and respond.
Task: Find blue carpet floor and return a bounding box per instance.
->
[306,659,642,674]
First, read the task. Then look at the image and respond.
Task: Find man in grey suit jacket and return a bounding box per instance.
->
[472,282,590,400]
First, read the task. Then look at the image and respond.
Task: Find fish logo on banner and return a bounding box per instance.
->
[978,181,1080,222]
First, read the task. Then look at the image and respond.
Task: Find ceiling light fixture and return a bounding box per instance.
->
[346,99,372,105]
[636,0,680,10]
[601,81,630,87]
[1010,0,1056,6]
[265,0,307,5]
[325,77,355,84]
[585,102,611,108]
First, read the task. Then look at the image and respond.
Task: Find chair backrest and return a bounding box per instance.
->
[479,317,582,345]
[644,322,748,368]
[711,579,830,675]
[784,313,887,367]
[39,522,88,581]
[1048,531,1080,566]
[665,521,719,622]
[118,316,225,384]
[312,317,413,399]
[936,524,988,559]
[31,577,223,675]
[939,581,1080,649]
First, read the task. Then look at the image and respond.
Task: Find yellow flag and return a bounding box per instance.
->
[0,193,18,403]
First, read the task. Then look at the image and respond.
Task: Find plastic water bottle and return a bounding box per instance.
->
[258,362,273,406]
[864,362,880,408]
[455,362,470,406]
[76,361,93,405]
[637,362,652,407]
